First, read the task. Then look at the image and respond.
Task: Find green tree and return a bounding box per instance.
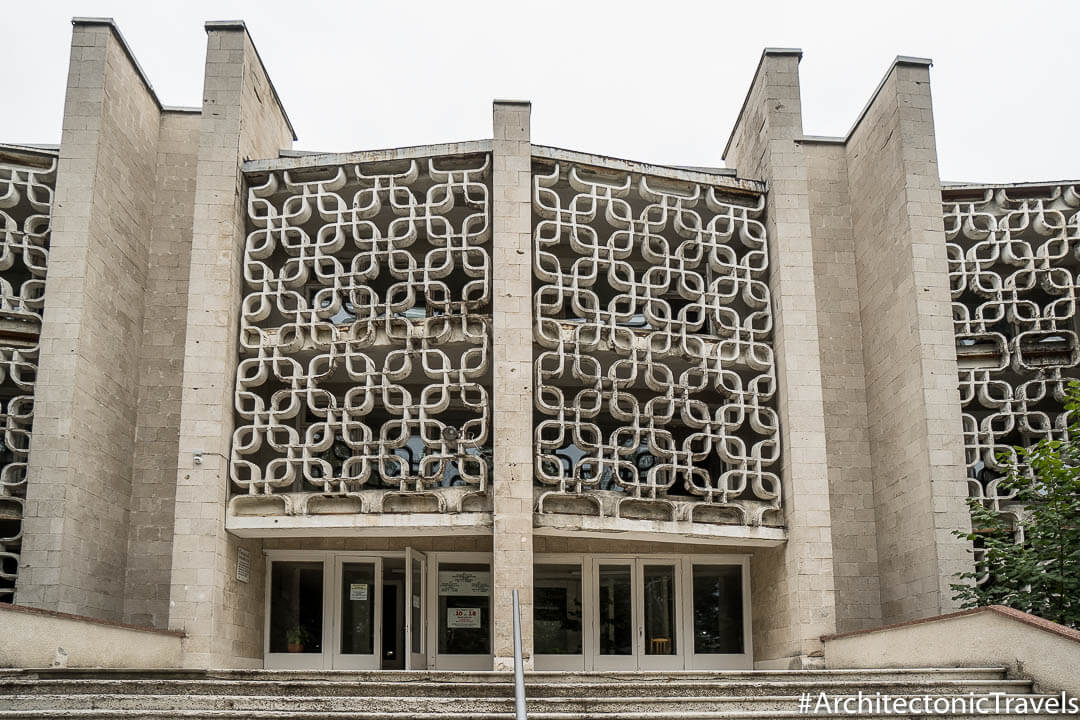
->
[952,383,1080,629]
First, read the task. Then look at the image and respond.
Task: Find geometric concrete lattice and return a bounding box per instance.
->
[531,160,780,526]
[945,183,1080,518]
[0,150,54,601]
[232,153,492,516]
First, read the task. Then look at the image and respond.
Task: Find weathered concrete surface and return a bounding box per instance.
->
[0,604,181,668]
[491,100,535,671]
[824,606,1080,700]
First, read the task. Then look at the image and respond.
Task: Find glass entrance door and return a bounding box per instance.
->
[594,561,635,670]
[332,555,381,670]
[591,558,682,670]
[405,548,428,670]
[434,557,492,670]
[266,559,326,669]
[639,561,680,670]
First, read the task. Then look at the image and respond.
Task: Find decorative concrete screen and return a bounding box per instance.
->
[945,183,1080,518]
[531,157,780,526]
[233,152,493,516]
[0,149,54,601]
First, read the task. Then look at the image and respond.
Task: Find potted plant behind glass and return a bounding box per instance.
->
[286,624,312,653]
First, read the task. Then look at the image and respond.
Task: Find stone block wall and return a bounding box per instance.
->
[122,110,200,628]
[167,23,293,668]
[491,100,535,670]
[844,60,971,624]
[17,20,161,620]
[803,141,883,633]
[723,49,838,665]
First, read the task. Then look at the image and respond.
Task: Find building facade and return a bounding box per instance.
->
[0,19,1076,671]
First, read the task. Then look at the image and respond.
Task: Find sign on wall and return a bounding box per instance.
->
[438,571,490,596]
[447,607,481,629]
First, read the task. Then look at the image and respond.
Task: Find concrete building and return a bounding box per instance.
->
[0,18,1076,673]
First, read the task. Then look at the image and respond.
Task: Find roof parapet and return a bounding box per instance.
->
[722,47,804,162]
[205,20,298,141]
[71,17,162,110]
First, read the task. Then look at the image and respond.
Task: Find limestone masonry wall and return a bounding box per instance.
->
[845,60,971,624]
[804,141,883,633]
[18,20,161,621]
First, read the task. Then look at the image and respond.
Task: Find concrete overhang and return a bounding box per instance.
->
[242,140,493,174]
[534,513,786,548]
[226,512,494,538]
[532,145,764,196]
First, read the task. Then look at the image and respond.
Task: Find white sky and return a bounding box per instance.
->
[4,0,1077,183]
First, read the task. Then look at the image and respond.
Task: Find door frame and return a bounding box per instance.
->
[405,547,428,670]
[263,550,334,670]
[636,557,683,671]
[591,556,639,670]
[263,549,419,670]
[533,552,752,671]
[428,551,494,671]
[681,555,753,670]
[533,554,591,671]
[331,553,383,670]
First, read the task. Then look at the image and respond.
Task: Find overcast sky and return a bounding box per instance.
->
[4,0,1077,183]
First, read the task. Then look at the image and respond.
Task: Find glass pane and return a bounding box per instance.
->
[340,562,375,655]
[597,564,632,655]
[692,564,744,654]
[534,564,583,655]
[437,562,491,655]
[643,564,676,655]
[269,561,323,654]
[410,557,423,654]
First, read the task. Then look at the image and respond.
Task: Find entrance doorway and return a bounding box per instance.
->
[534,554,752,671]
[264,549,431,670]
[382,558,405,669]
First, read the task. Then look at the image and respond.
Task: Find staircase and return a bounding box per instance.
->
[0,667,1067,718]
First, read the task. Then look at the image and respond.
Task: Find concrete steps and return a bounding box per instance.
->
[0,667,1067,719]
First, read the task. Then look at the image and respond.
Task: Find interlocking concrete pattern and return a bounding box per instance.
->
[530,161,780,526]
[232,154,493,515]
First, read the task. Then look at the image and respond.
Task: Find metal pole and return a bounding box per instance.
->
[512,588,527,720]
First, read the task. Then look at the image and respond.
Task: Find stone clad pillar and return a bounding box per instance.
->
[166,22,293,668]
[17,18,162,620]
[490,100,535,671]
[724,49,838,666]
[844,58,971,624]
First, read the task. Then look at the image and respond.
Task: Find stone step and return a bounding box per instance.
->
[0,692,1059,714]
[0,667,1010,684]
[0,677,1033,698]
[0,710,1067,720]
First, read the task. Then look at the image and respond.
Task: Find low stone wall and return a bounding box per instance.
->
[823,605,1080,698]
[0,603,182,668]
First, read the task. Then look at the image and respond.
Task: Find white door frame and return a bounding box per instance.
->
[637,557,683,671]
[405,547,429,670]
[428,551,494,670]
[591,556,639,670]
[263,550,333,670]
[681,555,753,670]
[533,554,590,671]
[331,554,382,670]
[263,550,397,670]
[534,552,752,671]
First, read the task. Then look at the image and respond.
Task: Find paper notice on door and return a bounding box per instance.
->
[447,607,481,629]
[412,595,421,609]
[349,583,368,601]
